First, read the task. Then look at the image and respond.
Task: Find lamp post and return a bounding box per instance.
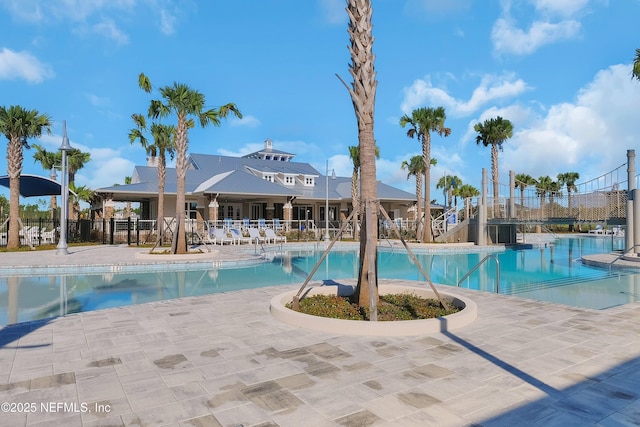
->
[56,121,72,255]
[324,161,336,241]
[49,166,58,222]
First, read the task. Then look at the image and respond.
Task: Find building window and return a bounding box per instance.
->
[304,177,314,186]
[263,174,273,182]
[185,202,198,219]
[284,175,294,185]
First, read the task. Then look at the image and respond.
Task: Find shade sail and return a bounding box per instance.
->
[0,174,62,197]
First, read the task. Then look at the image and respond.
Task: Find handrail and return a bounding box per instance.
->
[457,254,501,293]
[608,244,640,270]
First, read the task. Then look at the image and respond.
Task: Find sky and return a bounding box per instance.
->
[1,0,639,207]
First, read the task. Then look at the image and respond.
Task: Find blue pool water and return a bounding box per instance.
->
[1,236,638,325]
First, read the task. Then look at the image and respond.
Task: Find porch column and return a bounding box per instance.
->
[283,199,293,232]
[209,197,219,226]
[104,194,115,220]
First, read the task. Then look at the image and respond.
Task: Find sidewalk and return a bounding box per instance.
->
[0,245,639,426]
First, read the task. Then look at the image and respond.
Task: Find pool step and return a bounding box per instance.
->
[503,270,634,295]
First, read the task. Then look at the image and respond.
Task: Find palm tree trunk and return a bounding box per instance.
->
[422,133,432,242]
[7,137,23,250]
[351,168,360,237]
[347,0,378,309]
[415,173,423,239]
[491,143,499,218]
[174,113,188,254]
[157,156,166,243]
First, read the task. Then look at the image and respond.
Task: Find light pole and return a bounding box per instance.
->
[56,121,72,255]
[324,160,336,241]
[49,166,58,222]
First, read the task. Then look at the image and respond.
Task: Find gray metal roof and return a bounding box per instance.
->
[95,152,416,203]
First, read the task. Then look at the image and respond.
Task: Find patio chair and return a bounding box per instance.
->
[242,218,251,230]
[258,218,266,230]
[224,218,233,230]
[264,228,286,244]
[212,228,233,245]
[41,228,56,244]
[229,228,250,244]
[274,218,284,231]
[247,227,266,245]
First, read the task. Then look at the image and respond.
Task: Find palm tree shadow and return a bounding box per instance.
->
[0,318,52,349]
[438,317,640,424]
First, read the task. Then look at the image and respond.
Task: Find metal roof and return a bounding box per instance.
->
[94,152,416,203]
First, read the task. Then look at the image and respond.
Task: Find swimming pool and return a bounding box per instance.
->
[0,236,637,325]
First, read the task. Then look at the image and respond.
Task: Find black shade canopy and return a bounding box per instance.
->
[0,174,62,197]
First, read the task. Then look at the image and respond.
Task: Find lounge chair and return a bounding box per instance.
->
[264,228,286,244]
[229,228,250,244]
[212,228,233,245]
[588,225,606,235]
[247,227,266,245]
[224,218,233,230]
[258,218,266,230]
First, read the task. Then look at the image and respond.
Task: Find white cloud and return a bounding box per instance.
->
[533,0,591,17]
[0,47,54,83]
[319,0,345,25]
[159,8,176,35]
[501,64,640,182]
[93,18,129,44]
[401,73,529,117]
[229,115,261,128]
[85,93,111,107]
[490,0,594,56]
[491,16,580,56]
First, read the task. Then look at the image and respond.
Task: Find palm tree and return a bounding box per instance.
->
[436,174,460,209]
[557,172,580,218]
[474,116,513,218]
[139,73,241,254]
[0,105,52,250]
[339,0,378,308]
[130,113,176,243]
[515,173,535,217]
[348,143,379,239]
[66,148,91,187]
[457,184,480,220]
[123,176,132,218]
[400,106,452,242]
[633,48,640,81]
[401,155,425,228]
[536,176,553,219]
[68,182,94,220]
[32,143,59,221]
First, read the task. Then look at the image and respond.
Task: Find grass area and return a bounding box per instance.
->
[288,293,460,321]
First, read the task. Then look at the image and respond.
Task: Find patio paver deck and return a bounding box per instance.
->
[0,244,639,426]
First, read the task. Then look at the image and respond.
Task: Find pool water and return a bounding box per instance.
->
[1,236,637,325]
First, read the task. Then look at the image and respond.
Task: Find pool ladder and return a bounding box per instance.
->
[457,254,501,293]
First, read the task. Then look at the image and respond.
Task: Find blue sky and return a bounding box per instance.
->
[1,0,639,205]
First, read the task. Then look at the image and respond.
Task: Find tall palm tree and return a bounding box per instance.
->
[400,106,451,242]
[474,116,513,218]
[457,184,480,220]
[436,174,460,209]
[633,48,640,81]
[557,171,580,217]
[130,113,176,243]
[139,73,242,254]
[339,0,378,308]
[0,105,52,250]
[348,143,379,239]
[32,143,59,221]
[515,173,535,216]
